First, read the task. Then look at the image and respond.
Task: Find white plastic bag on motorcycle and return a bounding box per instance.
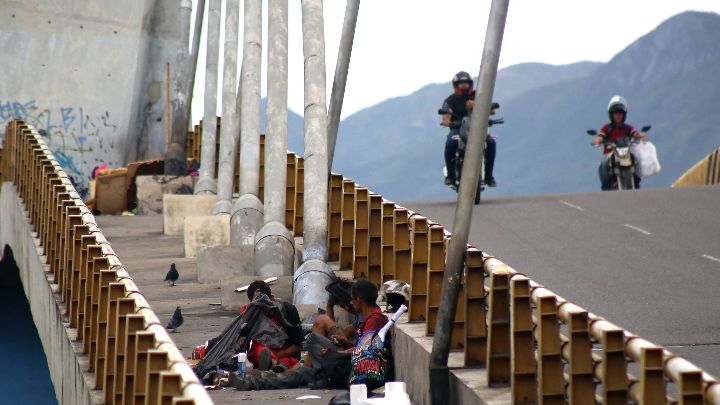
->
[631,141,661,178]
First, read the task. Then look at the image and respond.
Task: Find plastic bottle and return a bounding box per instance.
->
[237,352,247,378]
[377,304,408,345]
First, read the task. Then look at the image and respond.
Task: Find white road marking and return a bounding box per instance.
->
[623,224,652,236]
[558,200,585,211]
[702,254,720,264]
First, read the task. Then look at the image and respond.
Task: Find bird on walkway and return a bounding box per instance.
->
[165,263,179,286]
[166,306,183,332]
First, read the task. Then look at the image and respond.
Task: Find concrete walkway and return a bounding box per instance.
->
[96,214,344,404]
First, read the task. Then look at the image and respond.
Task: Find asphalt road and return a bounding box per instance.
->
[403,185,720,377]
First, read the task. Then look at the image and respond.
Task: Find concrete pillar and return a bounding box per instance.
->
[187,0,206,120]
[294,0,334,314]
[255,0,294,277]
[195,0,221,195]
[327,0,360,172]
[165,0,193,176]
[213,0,240,215]
[230,0,264,248]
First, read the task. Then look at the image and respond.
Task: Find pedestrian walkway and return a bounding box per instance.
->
[96,214,344,404]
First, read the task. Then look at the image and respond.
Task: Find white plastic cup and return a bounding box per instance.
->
[349,384,368,405]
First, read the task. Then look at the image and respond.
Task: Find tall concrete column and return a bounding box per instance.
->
[165,0,193,176]
[230,0,264,247]
[195,0,221,195]
[187,0,206,121]
[327,0,360,172]
[255,0,294,277]
[212,0,240,215]
[294,0,334,313]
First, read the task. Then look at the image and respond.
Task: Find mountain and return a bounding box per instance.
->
[330,11,720,201]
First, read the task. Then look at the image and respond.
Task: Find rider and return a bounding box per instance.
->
[591,95,648,190]
[440,71,475,187]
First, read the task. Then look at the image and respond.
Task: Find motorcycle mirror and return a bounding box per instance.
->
[586,129,597,136]
[437,108,451,115]
[641,125,651,132]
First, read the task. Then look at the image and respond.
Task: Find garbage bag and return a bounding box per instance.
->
[631,141,661,178]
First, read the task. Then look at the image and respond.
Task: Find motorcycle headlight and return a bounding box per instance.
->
[616,147,629,157]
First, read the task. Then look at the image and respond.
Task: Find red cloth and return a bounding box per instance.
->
[248,341,299,369]
[600,124,638,154]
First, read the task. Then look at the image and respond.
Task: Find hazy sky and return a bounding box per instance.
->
[190,1,720,122]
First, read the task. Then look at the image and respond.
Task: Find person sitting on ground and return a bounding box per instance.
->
[311,278,362,349]
[240,280,304,372]
[227,279,390,391]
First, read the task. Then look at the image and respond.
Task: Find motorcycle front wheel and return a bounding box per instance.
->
[619,169,635,190]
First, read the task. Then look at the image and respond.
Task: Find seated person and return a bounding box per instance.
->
[240,280,304,372]
[227,279,389,391]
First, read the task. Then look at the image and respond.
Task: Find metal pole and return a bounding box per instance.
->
[195,0,221,195]
[429,0,510,403]
[255,0,294,277]
[187,0,206,122]
[327,0,359,172]
[230,0,264,247]
[293,0,334,316]
[164,0,192,176]
[212,0,240,214]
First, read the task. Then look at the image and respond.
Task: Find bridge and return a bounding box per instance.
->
[2,0,720,405]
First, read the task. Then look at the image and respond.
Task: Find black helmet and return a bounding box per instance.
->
[452,71,473,88]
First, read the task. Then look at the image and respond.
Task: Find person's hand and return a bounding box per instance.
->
[451,134,460,141]
[331,334,351,348]
[591,135,603,146]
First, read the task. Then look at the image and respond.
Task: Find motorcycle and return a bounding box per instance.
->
[586,125,651,190]
[439,103,502,204]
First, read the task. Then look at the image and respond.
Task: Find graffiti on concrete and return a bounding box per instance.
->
[0,99,122,198]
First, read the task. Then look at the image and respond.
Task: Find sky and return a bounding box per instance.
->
[189,0,720,123]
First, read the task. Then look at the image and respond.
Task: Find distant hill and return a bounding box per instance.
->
[328,11,720,201]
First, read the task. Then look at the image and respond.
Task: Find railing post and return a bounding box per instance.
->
[339,179,355,269]
[393,207,411,283]
[96,282,124,390]
[409,216,428,322]
[634,347,665,405]
[132,332,157,404]
[487,268,511,386]
[293,157,304,236]
[380,201,395,282]
[599,329,628,404]
[367,194,383,286]
[352,187,369,279]
[146,350,170,405]
[327,173,343,261]
[426,224,446,335]
[464,248,486,367]
[285,153,298,231]
[111,299,138,405]
[534,293,564,404]
[563,307,594,405]
[511,275,538,404]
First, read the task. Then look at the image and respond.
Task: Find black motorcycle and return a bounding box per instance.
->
[439,103,502,204]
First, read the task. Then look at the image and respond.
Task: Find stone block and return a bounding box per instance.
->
[223,275,294,311]
[183,215,229,258]
[163,193,216,235]
[137,175,194,216]
[196,245,244,284]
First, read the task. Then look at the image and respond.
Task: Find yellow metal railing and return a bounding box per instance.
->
[2,120,213,405]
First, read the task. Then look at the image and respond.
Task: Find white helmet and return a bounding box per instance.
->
[607,95,628,114]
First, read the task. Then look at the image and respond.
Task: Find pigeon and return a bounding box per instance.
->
[165,263,179,286]
[166,306,183,332]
